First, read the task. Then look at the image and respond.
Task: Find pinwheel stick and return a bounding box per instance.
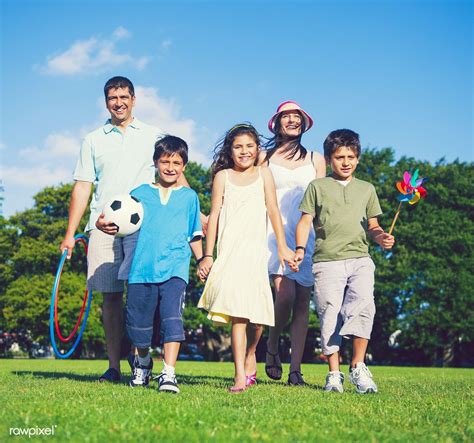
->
[388,201,403,235]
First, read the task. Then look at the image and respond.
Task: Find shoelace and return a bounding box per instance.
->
[327,372,344,385]
[132,367,149,384]
[352,365,372,382]
[154,371,175,382]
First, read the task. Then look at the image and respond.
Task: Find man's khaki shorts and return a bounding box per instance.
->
[87,229,138,293]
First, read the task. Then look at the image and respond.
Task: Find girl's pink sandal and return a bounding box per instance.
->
[245,372,257,386]
[229,385,247,393]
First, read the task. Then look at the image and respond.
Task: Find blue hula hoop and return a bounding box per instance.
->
[49,233,93,359]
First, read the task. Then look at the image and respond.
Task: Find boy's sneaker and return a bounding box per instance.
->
[157,371,180,394]
[324,371,344,393]
[349,362,378,394]
[128,353,138,371]
[129,357,153,388]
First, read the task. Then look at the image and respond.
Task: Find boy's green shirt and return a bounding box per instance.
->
[299,176,382,263]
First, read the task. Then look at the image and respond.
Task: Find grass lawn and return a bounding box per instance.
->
[1,359,472,442]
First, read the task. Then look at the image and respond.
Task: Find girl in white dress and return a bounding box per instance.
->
[261,101,326,385]
[198,123,296,392]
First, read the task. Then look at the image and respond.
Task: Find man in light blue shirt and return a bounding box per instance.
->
[60,76,166,383]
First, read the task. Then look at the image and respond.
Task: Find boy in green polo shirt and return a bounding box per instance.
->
[294,129,395,394]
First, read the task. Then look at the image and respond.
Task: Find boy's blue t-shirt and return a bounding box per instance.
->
[128,184,202,284]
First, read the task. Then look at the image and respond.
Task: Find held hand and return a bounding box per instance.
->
[200,214,209,237]
[198,257,213,282]
[59,234,76,259]
[293,250,305,271]
[376,232,395,249]
[95,213,119,235]
[278,246,297,270]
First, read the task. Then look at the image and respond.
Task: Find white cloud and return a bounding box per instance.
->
[19,132,81,162]
[161,39,172,51]
[112,26,131,40]
[134,86,211,164]
[1,86,213,217]
[136,86,197,144]
[2,165,73,189]
[3,131,80,192]
[38,28,150,75]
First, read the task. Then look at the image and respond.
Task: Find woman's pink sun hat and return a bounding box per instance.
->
[268,100,314,134]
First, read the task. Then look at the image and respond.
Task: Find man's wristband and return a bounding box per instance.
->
[197,255,213,264]
[295,246,306,253]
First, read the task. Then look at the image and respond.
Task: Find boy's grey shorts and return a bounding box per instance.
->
[86,229,138,293]
[312,257,376,355]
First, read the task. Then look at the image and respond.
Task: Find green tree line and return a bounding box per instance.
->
[1,150,472,366]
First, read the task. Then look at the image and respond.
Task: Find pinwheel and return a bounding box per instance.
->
[388,169,427,235]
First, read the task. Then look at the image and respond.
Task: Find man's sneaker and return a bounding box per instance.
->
[324,371,344,393]
[349,362,378,394]
[129,357,153,388]
[157,371,180,394]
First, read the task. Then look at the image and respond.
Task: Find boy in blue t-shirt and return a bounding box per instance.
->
[125,135,203,393]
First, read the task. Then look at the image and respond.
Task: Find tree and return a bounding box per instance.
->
[1,156,473,366]
[357,150,474,366]
[0,163,215,358]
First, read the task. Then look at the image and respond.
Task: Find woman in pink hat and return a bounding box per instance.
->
[260,101,326,385]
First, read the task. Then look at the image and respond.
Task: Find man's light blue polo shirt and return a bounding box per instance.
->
[73,118,162,231]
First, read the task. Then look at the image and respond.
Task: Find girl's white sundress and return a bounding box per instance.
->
[267,157,316,287]
[198,168,275,326]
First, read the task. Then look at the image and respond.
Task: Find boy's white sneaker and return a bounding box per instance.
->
[129,358,153,388]
[157,371,180,394]
[324,371,344,393]
[349,362,378,394]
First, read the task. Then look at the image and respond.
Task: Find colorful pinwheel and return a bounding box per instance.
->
[395,169,427,205]
[389,169,427,235]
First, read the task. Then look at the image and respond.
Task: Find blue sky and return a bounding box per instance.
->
[1,0,472,217]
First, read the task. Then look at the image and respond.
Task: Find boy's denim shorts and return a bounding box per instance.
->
[125,277,186,348]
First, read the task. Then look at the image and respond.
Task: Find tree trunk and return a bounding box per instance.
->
[442,340,455,367]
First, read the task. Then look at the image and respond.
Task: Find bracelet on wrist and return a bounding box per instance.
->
[295,246,306,253]
[197,255,213,264]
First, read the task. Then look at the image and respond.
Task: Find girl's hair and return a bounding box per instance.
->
[211,123,261,177]
[264,111,308,162]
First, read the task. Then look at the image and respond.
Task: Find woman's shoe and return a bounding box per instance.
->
[245,372,257,386]
[265,351,282,381]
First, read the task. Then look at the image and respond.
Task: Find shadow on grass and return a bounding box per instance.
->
[13,371,99,383]
[254,379,323,391]
[12,371,323,390]
[179,374,323,390]
[13,371,230,388]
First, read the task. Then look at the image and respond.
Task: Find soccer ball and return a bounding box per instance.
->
[102,194,144,237]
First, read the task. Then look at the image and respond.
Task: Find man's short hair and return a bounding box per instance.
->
[103,76,135,99]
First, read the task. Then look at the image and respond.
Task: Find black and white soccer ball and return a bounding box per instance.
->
[102,194,144,237]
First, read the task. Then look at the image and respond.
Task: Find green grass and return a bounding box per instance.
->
[1,360,473,442]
